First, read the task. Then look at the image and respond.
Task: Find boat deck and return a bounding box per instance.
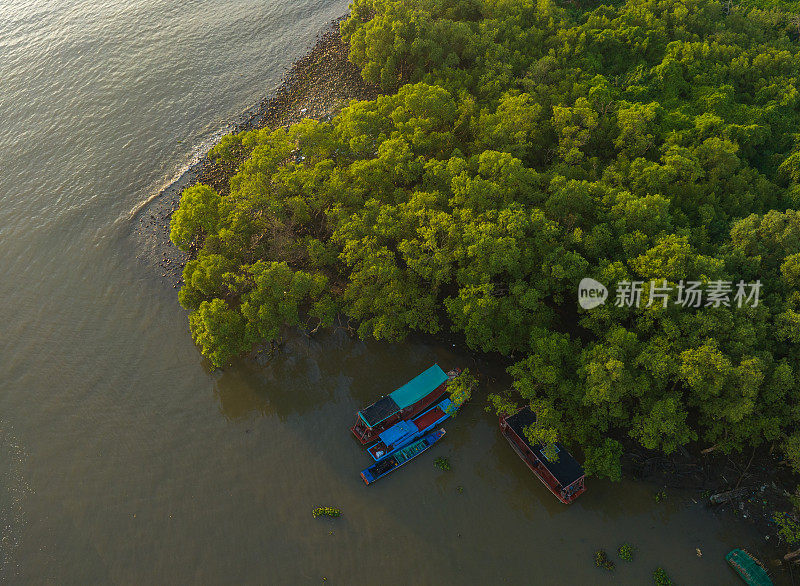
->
[505,408,584,487]
[368,400,452,460]
[361,429,447,485]
[394,438,428,464]
[359,396,400,428]
[413,406,445,431]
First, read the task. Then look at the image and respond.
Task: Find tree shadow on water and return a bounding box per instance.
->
[212,331,350,421]
[211,325,474,424]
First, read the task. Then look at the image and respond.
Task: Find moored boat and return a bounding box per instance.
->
[726,549,773,585]
[350,364,460,445]
[499,407,586,504]
[360,428,446,485]
[367,397,457,461]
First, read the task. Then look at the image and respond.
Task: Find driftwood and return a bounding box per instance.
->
[784,547,800,562]
[709,486,752,504]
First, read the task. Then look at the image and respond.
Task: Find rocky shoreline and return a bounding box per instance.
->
[131,18,379,289]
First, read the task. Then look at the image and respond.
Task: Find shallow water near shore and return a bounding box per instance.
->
[0,0,775,583]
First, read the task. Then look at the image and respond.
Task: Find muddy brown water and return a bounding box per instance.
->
[0,0,772,583]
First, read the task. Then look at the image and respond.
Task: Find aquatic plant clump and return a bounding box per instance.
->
[652,567,672,585]
[312,507,341,518]
[618,543,635,561]
[594,550,615,571]
[434,457,450,471]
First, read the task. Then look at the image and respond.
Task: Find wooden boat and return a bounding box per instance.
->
[360,428,446,485]
[367,397,458,461]
[350,365,460,445]
[726,549,773,585]
[499,407,586,504]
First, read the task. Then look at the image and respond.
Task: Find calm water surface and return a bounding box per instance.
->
[0,0,765,583]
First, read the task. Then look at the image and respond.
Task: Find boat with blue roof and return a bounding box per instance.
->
[350,364,460,445]
[367,397,459,461]
[360,428,446,485]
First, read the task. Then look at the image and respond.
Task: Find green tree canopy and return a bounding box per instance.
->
[171,0,800,479]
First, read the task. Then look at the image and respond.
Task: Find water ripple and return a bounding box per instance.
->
[0,424,30,582]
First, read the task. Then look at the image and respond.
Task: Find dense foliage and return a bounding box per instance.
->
[172,0,800,479]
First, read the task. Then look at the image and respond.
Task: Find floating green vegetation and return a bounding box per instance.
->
[618,543,635,561]
[654,490,667,503]
[312,507,341,519]
[434,457,451,471]
[653,567,672,585]
[595,550,615,571]
[774,512,800,545]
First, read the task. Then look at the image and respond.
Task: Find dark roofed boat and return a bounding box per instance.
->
[350,365,460,445]
[360,428,446,485]
[499,407,586,504]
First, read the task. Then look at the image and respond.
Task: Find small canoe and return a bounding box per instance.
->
[350,365,459,445]
[367,397,457,461]
[360,428,446,485]
[726,549,773,585]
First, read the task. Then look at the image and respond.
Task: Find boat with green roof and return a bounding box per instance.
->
[726,549,773,585]
[350,364,459,445]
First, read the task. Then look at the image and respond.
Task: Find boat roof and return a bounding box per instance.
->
[378,420,417,446]
[389,364,448,409]
[359,396,400,428]
[506,407,585,486]
[358,364,448,428]
[726,549,773,586]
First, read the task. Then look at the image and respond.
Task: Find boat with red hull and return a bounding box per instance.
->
[350,365,460,445]
[367,397,457,461]
[499,407,586,504]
